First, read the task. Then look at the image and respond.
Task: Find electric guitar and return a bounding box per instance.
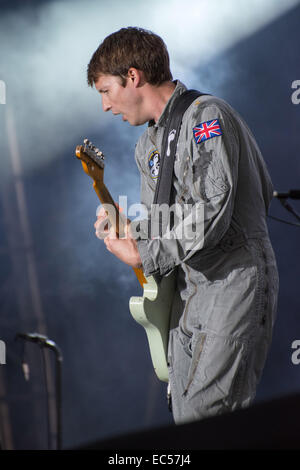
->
[75,139,175,382]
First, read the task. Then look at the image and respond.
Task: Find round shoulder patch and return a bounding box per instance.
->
[148,149,160,179]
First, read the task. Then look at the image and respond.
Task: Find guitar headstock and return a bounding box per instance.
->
[75,139,105,182]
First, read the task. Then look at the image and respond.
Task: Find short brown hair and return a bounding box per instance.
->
[87,27,173,87]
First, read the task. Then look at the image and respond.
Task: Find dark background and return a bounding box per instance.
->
[0,0,299,450]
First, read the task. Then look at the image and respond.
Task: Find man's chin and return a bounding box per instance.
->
[122,115,147,126]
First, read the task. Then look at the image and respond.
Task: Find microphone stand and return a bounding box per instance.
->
[271,189,300,226]
[15,333,63,450]
[278,198,300,223]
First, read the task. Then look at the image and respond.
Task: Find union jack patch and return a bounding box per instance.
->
[193,119,222,144]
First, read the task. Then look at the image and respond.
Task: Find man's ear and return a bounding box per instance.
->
[127,68,145,87]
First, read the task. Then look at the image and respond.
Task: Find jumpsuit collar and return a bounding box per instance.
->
[149,80,187,129]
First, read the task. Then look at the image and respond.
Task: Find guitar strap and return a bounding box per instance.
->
[151,89,208,236]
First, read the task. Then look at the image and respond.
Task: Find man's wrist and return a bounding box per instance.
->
[136,239,156,276]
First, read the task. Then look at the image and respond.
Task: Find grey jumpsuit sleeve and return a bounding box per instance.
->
[134,101,239,277]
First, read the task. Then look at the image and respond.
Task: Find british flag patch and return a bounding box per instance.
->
[193,119,222,144]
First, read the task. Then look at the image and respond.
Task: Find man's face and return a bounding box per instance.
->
[95,73,145,126]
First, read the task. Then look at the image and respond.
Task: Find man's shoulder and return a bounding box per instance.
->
[181,93,243,141]
[185,93,237,120]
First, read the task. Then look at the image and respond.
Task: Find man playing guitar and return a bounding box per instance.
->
[87,27,279,424]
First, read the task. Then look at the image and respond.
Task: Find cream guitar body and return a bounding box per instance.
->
[129,272,175,382]
[76,139,175,382]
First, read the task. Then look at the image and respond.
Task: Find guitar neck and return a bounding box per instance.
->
[76,141,148,288]
[93,179,147,287]
[93,180,125,237]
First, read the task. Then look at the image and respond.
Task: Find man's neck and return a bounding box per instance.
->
[143,80,176,123]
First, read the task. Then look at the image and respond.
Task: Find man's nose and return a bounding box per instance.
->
[102,95,111,112]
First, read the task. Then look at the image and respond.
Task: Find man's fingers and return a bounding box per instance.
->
[94,203,125,241]
[94,217,109,230]
[95,217,111,239]
[96,205,107,218]
[108,225,118,239]
[96,203,123,220]
[114,202,123,213]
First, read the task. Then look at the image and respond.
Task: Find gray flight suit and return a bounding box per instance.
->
[132,80,279,424]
